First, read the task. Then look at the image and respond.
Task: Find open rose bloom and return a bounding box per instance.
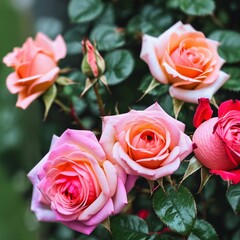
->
[3,32,66,109]
[193,99,240,184]
[140,21,229,103]
[100,103,193,180]
[28,129,133,235]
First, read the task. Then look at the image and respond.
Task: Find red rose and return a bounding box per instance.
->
[193,99,240,184]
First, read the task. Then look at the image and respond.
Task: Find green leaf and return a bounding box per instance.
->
[111,215,149,240]
[90,25,125,51]
[64,25,89,55]
[188,219,218,240]
[180,156,202,184]
[209,30,240,63]
[42,84,57,120]
[222,67,240,91]
[104,50,134,85]
[68,0,104,23]
[153,185,196,235]
[179,0,215,16]
[127,5,173,36]
[146,234,182,240]
[95,4,115,25]
[226,184,240,213]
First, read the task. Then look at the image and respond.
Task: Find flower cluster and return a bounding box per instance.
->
[2,17,239,238]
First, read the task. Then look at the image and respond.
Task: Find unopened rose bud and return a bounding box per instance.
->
[81,39,105,79]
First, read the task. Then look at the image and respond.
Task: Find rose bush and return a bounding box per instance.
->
[100,102,193,180]
[28,129,134,235]
[3,32,66,109]
[140,21,229,103]
[193,99,240,184]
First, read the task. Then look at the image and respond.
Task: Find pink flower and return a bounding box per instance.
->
[140,21,229,103]
[3,32,67,109]
[28,129,135,235]
[100,103,192,180]
[193,99,240,184]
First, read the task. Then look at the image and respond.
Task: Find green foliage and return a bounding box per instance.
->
[153,185,197,235]
[209,30,240,63]
[188,219,218,240]
[90,25,125,51]
[226,184,240,214]
[111,215,149,240]
[222,67,240,91]
[105,50,135,85]
[1,0,240,239]
[179,0,215,16]
[68,0,104,23]
[127,5,174,36]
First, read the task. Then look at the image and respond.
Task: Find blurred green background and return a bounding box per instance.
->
[0,1,72,239]
[0,0,42,239]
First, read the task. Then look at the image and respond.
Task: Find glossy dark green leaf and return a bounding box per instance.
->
[226,184,240,213]
[105,50,134,85]
[90,25,125,51]
[209,30,240,63]
[222,67,240,91]
[111,215,149,240]
[153,185,196,235]
[188,219,218,240]
[179,0,215,16]
[68,0,104,23]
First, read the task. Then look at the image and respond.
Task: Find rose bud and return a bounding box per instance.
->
[81,39,105,79]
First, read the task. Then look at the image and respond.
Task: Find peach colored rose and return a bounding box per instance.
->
[3,32,66,109]
[100,103,192,180]
[193,99,240,184]
[28,129,135,235]
[140,21,229,103]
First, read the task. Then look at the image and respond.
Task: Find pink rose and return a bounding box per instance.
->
[28,129,135,235]
[100,103,192,180]
[140,21,229,103]
[193,99,240,184]
[3,32,67,109]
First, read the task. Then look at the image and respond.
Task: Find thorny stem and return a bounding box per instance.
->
[54,99,85,130]
[70,105,85,130]
[93,82,105,116]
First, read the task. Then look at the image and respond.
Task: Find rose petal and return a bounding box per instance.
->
[193,98,213,128]
[169,70,229,103]
[210,169,240,184]
[218,99,240,118]
[193,117,238,170]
